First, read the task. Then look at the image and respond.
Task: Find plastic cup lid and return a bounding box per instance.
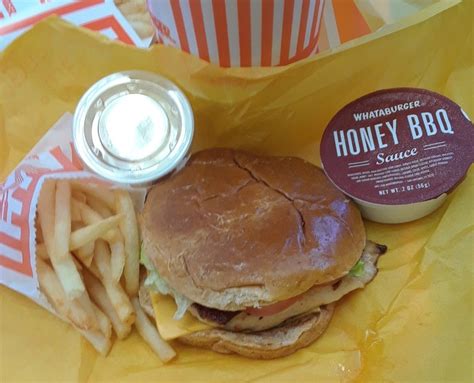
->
[73,70,194,185]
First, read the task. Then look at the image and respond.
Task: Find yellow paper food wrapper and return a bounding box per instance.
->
[0,0,472,381]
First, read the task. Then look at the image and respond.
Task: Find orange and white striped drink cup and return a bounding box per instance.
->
[147,0,325,67]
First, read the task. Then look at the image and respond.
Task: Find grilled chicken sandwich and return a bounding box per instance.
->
[139,148,386,359]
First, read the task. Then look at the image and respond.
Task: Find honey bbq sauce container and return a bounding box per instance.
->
[320,88,474,224]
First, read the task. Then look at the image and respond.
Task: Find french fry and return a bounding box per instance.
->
[94,240,135,326]
[37,258,96,330]
[35,217,44,244]
[76,199,101,221]
[36,243,48,261]
[37,257,69,317]
[73,200,119,242]
[132,298,176,363]
[69,215,122,251]
[39,257,108,354]
[52,309,111,356]
[83,269,132,339]
[73,183,116,211]
[37,179,56,255]
[78,328,112,357]
[131,21,154,38]
[49,255,86,299]
[74,241,95,267]
[115,190,139,296]
[45,181,85,300]
[118,1,147,15]
[71,221,83,231]
[71,190,87,203]
[138,277,156,318]
[86,196,112,218]
[38,180,84,298]
[71,256,83,272]
[54,180,72,261]
[71,198,82,222]
[110,233,126,282]
[127,13,150,23]
[89,261,102,280]
[75,291,99,330]
[92,302,112,339]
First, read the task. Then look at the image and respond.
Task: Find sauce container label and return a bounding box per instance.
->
[320,88,474,205]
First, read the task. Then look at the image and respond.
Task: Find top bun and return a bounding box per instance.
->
[141,148,365,310]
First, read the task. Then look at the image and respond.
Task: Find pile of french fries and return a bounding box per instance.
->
[35,179,175,362]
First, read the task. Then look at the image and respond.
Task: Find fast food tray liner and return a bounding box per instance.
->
[0,0,472,381]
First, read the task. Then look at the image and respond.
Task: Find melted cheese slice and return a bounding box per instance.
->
[150,292,212,340]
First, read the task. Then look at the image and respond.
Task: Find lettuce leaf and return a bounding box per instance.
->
[140,248,193,320]
[349,260,365,277]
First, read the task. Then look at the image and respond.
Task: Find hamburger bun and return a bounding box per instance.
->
[141,148,366,310]
[179,304,335,359]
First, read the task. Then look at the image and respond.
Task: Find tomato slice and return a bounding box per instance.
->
[245,294,303,317]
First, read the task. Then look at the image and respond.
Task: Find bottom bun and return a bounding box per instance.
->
[178,304,335,359]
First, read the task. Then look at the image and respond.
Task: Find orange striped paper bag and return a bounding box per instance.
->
[147,0,325,67]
